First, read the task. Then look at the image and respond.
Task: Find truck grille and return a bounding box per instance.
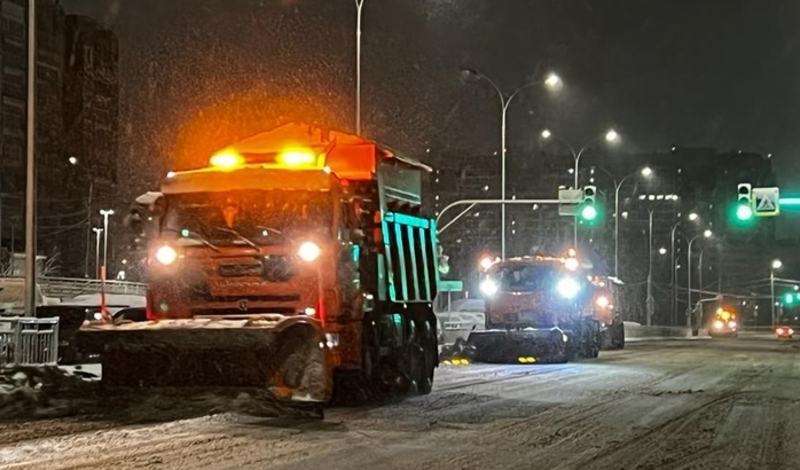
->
[215,255,295,282]
[218,263,263,277]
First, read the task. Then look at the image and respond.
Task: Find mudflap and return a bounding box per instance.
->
[600,321,625,350]
[75,318,331,403]
[466,329,568,364]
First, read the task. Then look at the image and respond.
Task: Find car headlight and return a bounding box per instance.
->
[298,241,321,261]
[556,277,580,299]
[713,320,724,330]
[480,279,499,297]
[728,321,737,329]
[155,245,178,265]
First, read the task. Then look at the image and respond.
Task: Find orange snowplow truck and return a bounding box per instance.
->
[466,252,624,364]
[77,123,441,403]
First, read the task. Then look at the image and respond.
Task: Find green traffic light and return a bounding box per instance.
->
[785,293,795,305]
[736,204,753,221]
[581,205,598,221]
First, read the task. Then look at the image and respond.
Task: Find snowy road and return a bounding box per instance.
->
[3,336,800,470]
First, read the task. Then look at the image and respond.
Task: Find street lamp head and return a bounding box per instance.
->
[459,68,480,80]
[99,209,115,217]
[772,259,783,270]
[479,256,496,272]
[605,129,620,143]
[92,227,103,234]
[658,247,667,255]
[688,212,699,221]
[703,229,713,238]
[541,129,552,139]
[544,72,561,89]
[640,166,653,178]
[68,156,78,165]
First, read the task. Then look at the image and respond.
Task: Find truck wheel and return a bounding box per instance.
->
[414,349,434,394]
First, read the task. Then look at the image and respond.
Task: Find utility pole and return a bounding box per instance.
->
[771,259,782,328]
[23,0,36,316]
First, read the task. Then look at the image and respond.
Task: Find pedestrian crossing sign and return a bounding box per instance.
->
[753,187,780,217]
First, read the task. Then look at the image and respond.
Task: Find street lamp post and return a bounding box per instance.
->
[687,229,712,328]
[646,208,655,326]
[771,259,782,328]
[68,157,95,278]
[613,166,652,278]
[541,129,620,247]
[99,209,114,321]
[92,227,103,279]
[671,212,699,324]
[462,69,561,259]
[354,0,365,135]
[23,0,36,316]
[99,209,114,274]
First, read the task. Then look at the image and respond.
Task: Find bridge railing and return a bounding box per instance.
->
[0,276,148,298]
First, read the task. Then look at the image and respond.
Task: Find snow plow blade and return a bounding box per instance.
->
[466,329,569,364]
[75,316,331,403]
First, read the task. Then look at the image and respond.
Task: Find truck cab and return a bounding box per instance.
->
[81,123,441,400]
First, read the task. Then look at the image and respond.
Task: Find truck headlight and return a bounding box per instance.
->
[480,279,499,297]
[713,320,724,330]
[728,320,737,329]
[155,245,178,265]
[298,241,321,261]
[556,277,580,299]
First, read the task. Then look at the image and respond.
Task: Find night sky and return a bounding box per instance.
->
[60,0,800,197]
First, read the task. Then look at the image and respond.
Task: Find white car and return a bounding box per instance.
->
[436,299,486,345]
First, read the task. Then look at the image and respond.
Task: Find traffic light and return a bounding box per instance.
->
[736,183,753,221]
[579,185,601,224]
[785,293,795,305]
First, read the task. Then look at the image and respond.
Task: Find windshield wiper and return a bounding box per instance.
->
[216,227,261,252]
[164,228,220,252]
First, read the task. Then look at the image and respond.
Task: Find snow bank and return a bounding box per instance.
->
[0,366,99,419]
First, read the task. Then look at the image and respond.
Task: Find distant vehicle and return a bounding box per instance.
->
[775,313,800,339]
[775,326,794,339]
[463,250,623,364]
[708,307,739,338]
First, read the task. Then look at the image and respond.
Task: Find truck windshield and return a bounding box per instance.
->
[163,189,332,246]
[494,264,560,292]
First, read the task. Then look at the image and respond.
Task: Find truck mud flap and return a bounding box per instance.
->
[600,321,625,350]
[466,329,568,364]
[75,318,331,403]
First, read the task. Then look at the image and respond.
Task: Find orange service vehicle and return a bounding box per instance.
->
[708,307,739,338]
[77,123,441,403]
[466,251,624,364]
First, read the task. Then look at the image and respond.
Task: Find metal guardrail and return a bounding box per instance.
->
[0,275,148,298]
[0,317,60,367]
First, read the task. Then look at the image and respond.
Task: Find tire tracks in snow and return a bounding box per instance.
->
[568,367,771,469]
